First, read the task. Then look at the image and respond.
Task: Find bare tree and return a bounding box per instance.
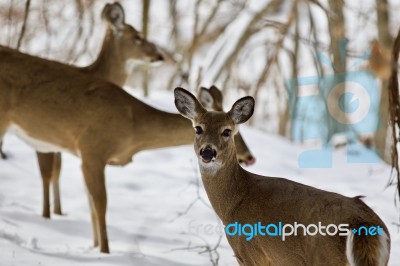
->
[388,28,400,205]
[374,0,392,163]
[325,0,348,140]
[141,0,151,96]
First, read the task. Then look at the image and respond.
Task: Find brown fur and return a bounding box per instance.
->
[197,86,255,165]
[174,87,391,266]
[26,4,254,220]
[0,42,255,254]
[33,2,163,219]
[0,46,191,253]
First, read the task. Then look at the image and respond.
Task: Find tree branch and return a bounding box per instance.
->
[16,0,30,50]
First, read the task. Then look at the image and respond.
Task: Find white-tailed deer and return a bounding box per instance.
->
[0,46,255,252]
[0,1,165,218]
[33,2,164,219]
[0,46,187,253]
[0,2,163,157]
[174,87,391,266]
[33,3,254,219]
[198,86,255,166]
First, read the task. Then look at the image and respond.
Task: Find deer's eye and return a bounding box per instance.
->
[195,126,203,135]
[222,129,232,137]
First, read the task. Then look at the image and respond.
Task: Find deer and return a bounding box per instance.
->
[36,2,164,219]
[0,2,162,218]
[0,2,228,221]
[198,86,255,166]
[0,2,163,158]
[0,39,256,253]
[36,3,254,219]
[174,87,391,266]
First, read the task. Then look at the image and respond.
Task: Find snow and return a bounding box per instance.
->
[0,0,400,264]
[0,91,399,266]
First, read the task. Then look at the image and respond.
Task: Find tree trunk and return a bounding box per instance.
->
[374,0,392,163]
[141,0,151,96]
[327,0,347,140]
[280,3,299,138]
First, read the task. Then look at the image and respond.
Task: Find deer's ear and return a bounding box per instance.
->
[208,85,223,108]
[174,87,206,120]
[198,87,214,109]
[228,96,255,124]
[102,2,125,32]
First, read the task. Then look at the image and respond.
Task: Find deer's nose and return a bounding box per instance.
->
[200,146,216,163]
[246,155,256,166]
[239,155,256,166]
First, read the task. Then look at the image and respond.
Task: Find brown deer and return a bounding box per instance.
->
[36,2,164,218]
[0,2,163,157]
[0,2,163,218]
[33,3,254,219]
[37,2,167,219]
[0,45,255,252]
[198,86,255,166]
[174,87,391,266]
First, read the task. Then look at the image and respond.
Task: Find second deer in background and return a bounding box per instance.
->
[0,2,255,219]
[34,2,164,218]
[0,1,163,217]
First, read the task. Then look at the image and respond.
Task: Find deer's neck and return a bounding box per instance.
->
[134,104,195,151]
[199,144,249,222]
[81,30,127,87]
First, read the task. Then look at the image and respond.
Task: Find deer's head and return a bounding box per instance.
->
[175,87,255,172]
[197,86,256,166]
[102,2,163,63]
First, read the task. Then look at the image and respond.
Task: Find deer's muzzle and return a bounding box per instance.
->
[200,147,216,163]
[239,155,256,166]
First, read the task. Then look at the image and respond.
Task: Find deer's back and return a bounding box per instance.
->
[224,173,388,265]
[0,46,145,155]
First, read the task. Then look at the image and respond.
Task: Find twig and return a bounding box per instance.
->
[168,233,222,266]
[392,222,400,233]
[168,159,222,265]
[7,0,14,46]
[16,0,31,50]
[211,0,282,82]
[70,1,96,63]
[252,1,297,98]
[169,160,211,222]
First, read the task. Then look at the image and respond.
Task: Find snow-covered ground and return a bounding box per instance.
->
[0,91,399,266]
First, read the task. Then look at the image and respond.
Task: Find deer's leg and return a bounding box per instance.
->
[82,159,109,253]
[37,152,55,218]
[0,107,9,159]
[0,141,6,159]
[88,196,99,247]
[0,134,6,159]
[52,153,63,215]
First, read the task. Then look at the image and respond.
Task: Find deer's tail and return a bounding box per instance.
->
[345,225,390,266]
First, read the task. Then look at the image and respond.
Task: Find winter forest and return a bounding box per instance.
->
[0,0,400,265]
